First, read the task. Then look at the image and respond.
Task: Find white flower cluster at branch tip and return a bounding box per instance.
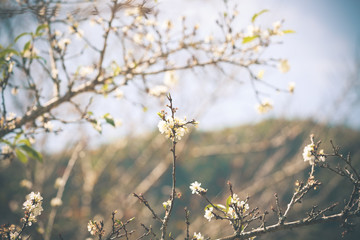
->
[193,232,204,240]
[22,192,43,226]
[190,181,207,195]
[87,220,98,236]
[302,139,326,166]
[158,116,188,141]
[256,99,273,114]
[230,194,249,216]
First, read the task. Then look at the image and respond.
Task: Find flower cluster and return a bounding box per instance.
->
[193,232,204,240]
[303,140,326,166]
[158,116,189,141]
[190,181,207,195]
[256,99,273,114]
[22,192,43,226]
[87,220,98,236]
[228,194,250,218]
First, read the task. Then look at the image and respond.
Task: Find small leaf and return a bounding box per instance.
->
[19,144,43,163]
[35,24,48,36]
[104,114,115,127]
[251,9,269,23]
[23,41,32,52]
[15,149,28,164]
[204,204,213,211]
[17,139,31,146]
[14,32,30,43]
[0,138,12,146]
[282,29,296,34]
[226,195,232,211]
[242,35,259,44]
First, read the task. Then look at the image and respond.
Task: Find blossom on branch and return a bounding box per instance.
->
[193,232,204,240]
[22,192,43,226]
[190,181,207,195]
[204,207,214,222]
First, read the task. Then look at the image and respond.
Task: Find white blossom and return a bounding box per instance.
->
[50,197,63,207]
[204,207,214,221]
[193,232,204,240]
[278,59,290,73]
[190,181,207,195]
[23,192,43,225]
[256,99,273,114]
[164,71,179,87]
[303,143,316,165]
[149,85,168,97]
[2,145,12,154]
[87,220,97,236]
[158,116,189,141]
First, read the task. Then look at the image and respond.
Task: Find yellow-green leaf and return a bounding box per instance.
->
[19,144,43,163]
[282,30,296,34]
[15,149,28,164]
[242,35,259,44]
[251,9,269,23]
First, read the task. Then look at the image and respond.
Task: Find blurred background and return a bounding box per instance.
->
[0,0,360,239]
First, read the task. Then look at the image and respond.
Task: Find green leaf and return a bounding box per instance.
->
[15,149,28,164]
[0,48,19,58]
[35,24,48,36]
[226,195,232,211]
[18,144,43,163]
[23,41,32,52]
[103,114,115,127]
[17,139,31,146]
[14,32,30,43]
[251,9,269,23]
[242,35,259,44]
[282,29,296,34]
[0,138,12,146]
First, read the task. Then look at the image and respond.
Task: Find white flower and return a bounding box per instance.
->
[87,220,97,236]
[288,82,295,93]
[58,38,71,50]
[193,232,204,240]
[149,85,168,97]
[79,66,94,77]
[20,179,33,189]
[190,181,207,195]
[50,197,63,207]
[158,116,189,141]
[164,71,179,87]
[257,70,265,80]
[272,21,283,35]
[318,149,326,162]
[163,200,171,209]
[23,192,43,225]
[2,145,12,154]
[303,143,316,165]
[256,99,273,114]
[204,207,214,221]
[278,59,290,73]
[228,206,238,218]
[54,178,65,188]
[9,231,19,240]
[44,121,53,132]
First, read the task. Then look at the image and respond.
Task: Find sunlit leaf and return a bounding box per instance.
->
[242,35,259,44]
[251,9,269,23]
[35,24,48,36]
[14,32,30,43]
[18,144,43,163]
[15,149,28,164]
[282,29,296,34]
